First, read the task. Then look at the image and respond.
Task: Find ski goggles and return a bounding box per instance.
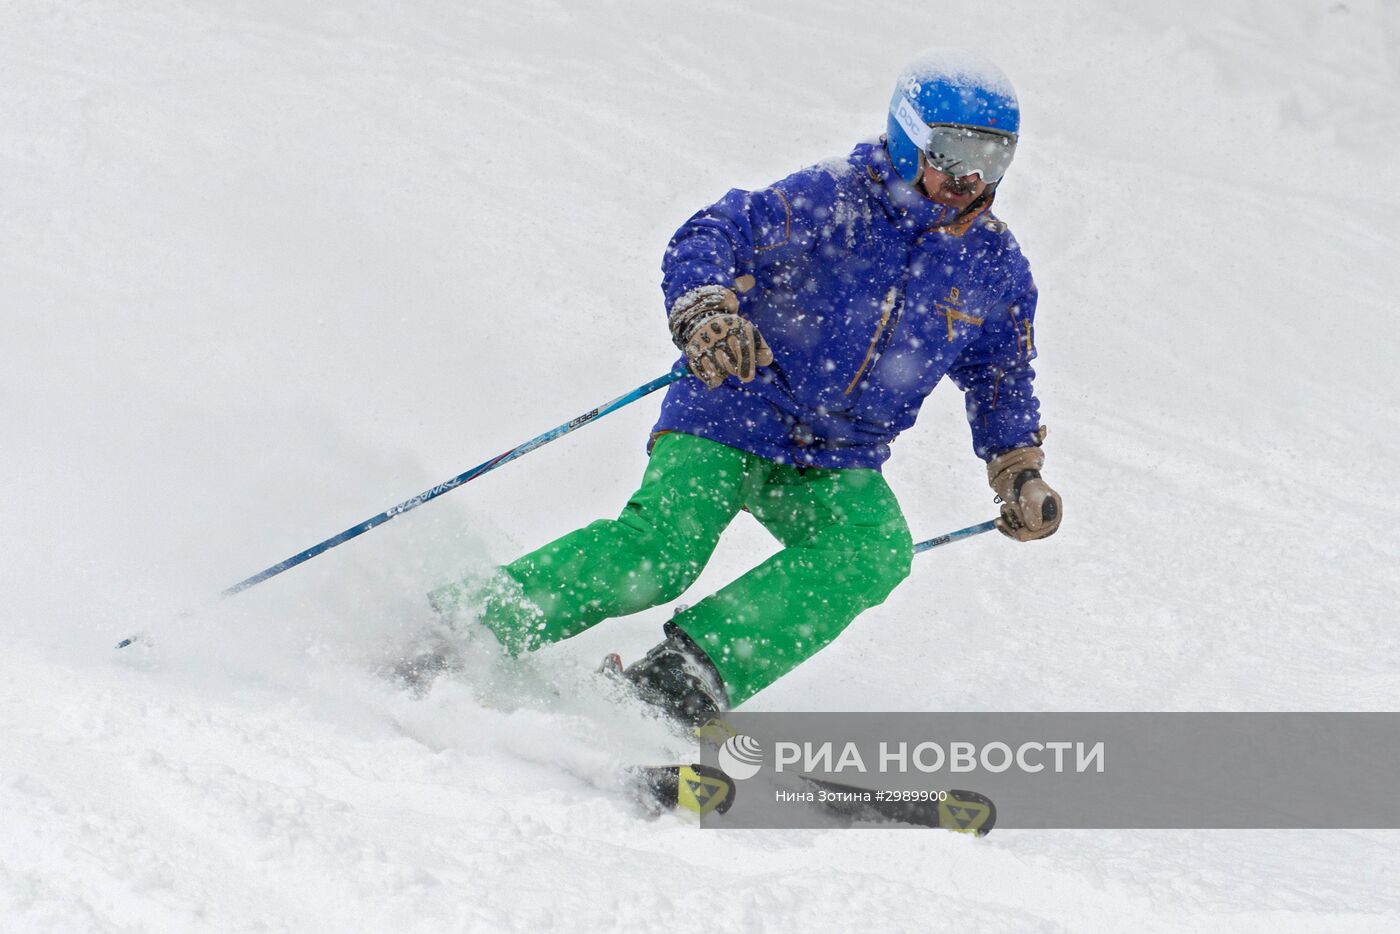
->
[921,124,1017,181]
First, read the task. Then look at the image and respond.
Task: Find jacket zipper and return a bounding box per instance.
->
[844,286,902,396]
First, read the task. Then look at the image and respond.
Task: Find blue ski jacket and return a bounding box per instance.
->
[654,140,1041,470]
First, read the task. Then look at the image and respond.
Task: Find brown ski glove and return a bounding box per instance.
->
[669,285,774,389]
[987,442,1062,541]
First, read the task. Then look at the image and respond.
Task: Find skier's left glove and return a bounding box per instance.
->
[669,285,773,389]
[987,443,1062,542]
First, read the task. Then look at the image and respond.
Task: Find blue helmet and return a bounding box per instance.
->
[885,49,1021,185]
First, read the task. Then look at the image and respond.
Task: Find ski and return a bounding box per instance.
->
[628,763,737,816]
[626,763,995,832]
[797,777,996,834]
[688,719,995,831]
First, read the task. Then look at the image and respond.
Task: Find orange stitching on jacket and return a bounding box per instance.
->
[935,287,983,341]
[943,308,984,341]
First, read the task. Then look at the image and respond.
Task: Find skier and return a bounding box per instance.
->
[432,48,1061,725]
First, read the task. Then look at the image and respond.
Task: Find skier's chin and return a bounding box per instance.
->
[931,190,977,210]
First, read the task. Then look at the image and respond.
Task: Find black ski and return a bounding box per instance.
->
[797,776,996,834]
[627,763,994,832]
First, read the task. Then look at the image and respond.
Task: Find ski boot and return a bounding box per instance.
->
[604,621,729,729]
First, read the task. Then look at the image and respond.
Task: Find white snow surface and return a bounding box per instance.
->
[4,1,1400,931]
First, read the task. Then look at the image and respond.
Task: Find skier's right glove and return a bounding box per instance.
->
[987,442,1062,542]
[669,285,774,390]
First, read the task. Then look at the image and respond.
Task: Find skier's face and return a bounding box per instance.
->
[920,164,989,211]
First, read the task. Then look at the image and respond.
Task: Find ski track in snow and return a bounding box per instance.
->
[3,0,1399,931]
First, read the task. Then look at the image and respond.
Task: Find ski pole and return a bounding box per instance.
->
[913,519,998,554]
[221,366,688,597]
[115,367,688,649]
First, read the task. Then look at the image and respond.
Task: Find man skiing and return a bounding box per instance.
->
[432,49,1061,725]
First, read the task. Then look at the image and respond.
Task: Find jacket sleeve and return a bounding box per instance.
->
[946,277,1041,461]
[661,173,831,310]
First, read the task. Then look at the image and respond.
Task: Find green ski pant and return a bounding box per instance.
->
[442,431,913,706]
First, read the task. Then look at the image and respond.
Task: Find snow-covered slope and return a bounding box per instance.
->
[3,1,1399,930]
